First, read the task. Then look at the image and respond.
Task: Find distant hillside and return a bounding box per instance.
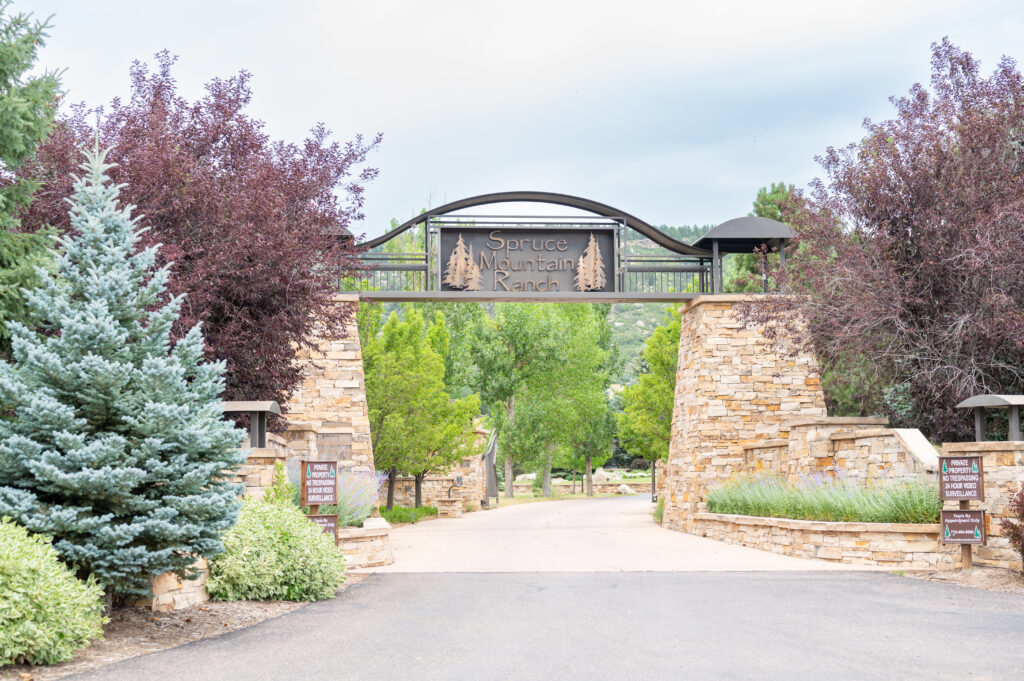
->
[611,225,708,382]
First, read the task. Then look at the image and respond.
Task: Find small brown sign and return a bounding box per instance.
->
[308,514,339,543]
[300,460,338,506]
[938,456,984,501]
[940,510,986,545]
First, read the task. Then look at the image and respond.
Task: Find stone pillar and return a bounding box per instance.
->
[661,295,827,533]
[283,294,374,473]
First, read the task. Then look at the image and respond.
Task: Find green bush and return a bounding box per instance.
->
[653,496,665,524]
[706,474,940,524]
[207,497,346,602]
[379,505,437,525]
[0,517,107,665]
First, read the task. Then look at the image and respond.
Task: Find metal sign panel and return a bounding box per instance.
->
[940,510,986,545]
[308,514,339,542]
[439,227,615,295]
[938,456,984,501]
[300,460,338,506]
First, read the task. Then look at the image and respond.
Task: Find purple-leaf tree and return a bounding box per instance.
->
[19,52,381,428]
[739,39,1024,442]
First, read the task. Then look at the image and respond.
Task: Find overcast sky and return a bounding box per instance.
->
[19,0,1024,240]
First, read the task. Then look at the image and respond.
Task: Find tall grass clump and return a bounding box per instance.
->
[706,474,940,523]
[318,471,385,527]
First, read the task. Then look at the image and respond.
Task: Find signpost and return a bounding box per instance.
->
[300,460,339,541]
[938,456,986,569]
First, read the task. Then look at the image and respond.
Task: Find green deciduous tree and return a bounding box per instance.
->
[361,306,481,508]
[0,149,245,598]
[470,304,561,497]
[616,306,680,493]
[0,1,60,355]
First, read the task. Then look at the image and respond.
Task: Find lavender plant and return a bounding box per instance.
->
[319,471,385,527]
[706,474,940,523]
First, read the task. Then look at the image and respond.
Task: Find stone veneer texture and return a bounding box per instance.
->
[283,294,374,473]
[661,296,826,533]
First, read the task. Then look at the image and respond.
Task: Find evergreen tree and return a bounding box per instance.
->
[0,148,245,598]
[0,2,61,355]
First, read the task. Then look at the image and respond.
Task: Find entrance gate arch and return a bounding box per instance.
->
[282,192,822,524]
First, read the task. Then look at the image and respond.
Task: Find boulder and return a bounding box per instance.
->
[616,484,634,495]
[591,467,614,483]
[515,472,536,482]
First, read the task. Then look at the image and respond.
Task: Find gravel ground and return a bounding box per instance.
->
[0,574,368,681]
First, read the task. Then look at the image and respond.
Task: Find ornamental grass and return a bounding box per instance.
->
[706,474,941,524]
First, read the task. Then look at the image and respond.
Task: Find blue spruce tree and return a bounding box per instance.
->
[0,148,246,598]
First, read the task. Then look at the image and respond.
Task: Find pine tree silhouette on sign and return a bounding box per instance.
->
[443,233,470,288]
[465,244,483,291]
[574,232,606,291]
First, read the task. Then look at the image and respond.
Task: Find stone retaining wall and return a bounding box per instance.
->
[337,519,393,569]
[383,454,488,510]
[693,513,958,569]
[511,481,652,495]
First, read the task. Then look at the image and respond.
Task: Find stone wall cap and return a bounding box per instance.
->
[829,429,892,440]
[782,416,889,429]
[942,441,1024,452]
[893,428,940,468]
[693,512,940,534]
[330,293,361,303]
[740,439,789,451]
[337,526,390,539]
[676,294,764,314]
[362,517,391,530]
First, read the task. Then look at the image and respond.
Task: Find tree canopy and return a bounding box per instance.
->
[16,52,380,426]
[0,2,60,356]
[741,39,1024,441]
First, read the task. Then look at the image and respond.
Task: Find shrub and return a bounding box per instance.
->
[706,474,941,524]
[207,495,346,602]
[319,471,385,527]
[1002,484,1024,571]
[379,505,437,525]
[0,518,107,665]
[653,496,665,524]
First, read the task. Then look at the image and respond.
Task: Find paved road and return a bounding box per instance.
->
[376,496,852,572]
[69,497,1024,680]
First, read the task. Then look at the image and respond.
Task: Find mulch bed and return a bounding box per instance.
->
[0,574,368,681]
[904,565,1024,595]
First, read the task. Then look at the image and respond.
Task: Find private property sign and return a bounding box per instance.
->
[940,510,986,545]
[300,460,338,506]
[938,456,984,501]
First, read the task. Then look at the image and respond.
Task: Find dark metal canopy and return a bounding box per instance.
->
[692,216,794,253]
[358,191,711,256]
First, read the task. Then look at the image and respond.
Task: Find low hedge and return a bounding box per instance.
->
[0,517,107,665]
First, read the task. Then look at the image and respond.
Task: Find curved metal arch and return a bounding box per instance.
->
[359,191,712,256]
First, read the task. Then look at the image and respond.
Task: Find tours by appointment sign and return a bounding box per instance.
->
[439,228,615,295]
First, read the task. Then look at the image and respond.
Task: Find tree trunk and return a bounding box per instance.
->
[503,395,516,498]
[504,455,514,498]
[585,454,593,497]
[414,472,425,507]
[542,450,552,497]
[386,468,397,510]
[651,458,657,502]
